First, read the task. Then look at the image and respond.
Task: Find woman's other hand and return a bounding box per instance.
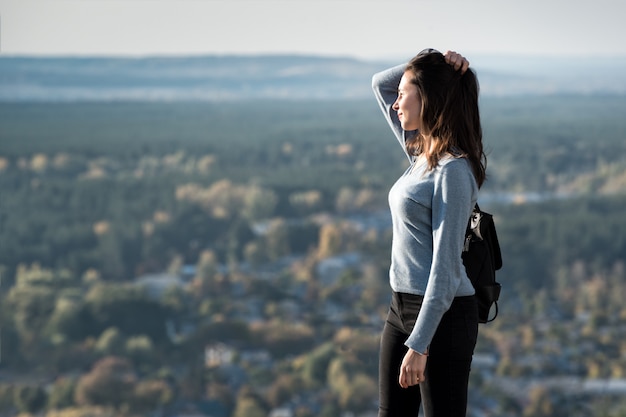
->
[398,348,428,388]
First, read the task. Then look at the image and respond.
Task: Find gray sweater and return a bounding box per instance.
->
[372,63,478,353]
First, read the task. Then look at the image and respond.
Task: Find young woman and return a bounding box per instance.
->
[371,49,486,417]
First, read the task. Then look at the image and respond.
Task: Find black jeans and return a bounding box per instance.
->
[378,292,478,417]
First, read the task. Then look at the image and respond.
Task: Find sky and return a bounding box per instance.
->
[1,0,625,60]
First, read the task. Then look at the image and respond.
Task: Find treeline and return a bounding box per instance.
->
[3,96,626,191]
[2,97,626,280]
[496,194,626,295]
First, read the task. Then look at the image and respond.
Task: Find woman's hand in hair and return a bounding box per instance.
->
[444,50,469,73]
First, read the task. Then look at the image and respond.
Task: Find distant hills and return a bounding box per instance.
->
[1,54,625,101]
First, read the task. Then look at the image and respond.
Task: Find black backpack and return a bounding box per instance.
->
[462,204,503,323]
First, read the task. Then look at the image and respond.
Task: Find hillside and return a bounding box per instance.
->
[1,54,626,101]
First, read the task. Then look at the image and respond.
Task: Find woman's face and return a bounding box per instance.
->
[393,71,422,131]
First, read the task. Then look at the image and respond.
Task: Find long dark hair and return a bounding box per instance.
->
[404,50,486,187]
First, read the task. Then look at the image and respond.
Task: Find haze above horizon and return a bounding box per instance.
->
[1,0,625,60]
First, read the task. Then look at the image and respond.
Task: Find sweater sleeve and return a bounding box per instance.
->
[371,63,417,162]
[404,160,476,353]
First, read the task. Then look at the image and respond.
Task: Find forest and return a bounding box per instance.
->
[0,95,626,417]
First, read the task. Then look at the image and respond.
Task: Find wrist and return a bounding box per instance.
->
[413,348,428,356]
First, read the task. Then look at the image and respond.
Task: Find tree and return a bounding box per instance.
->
[94,327,124,356]
[206,381,235,411]
[289,190,322,215]
[327,357,353,394]
[94,231,128,280]
[319,400,342,417]
[317,223,341,259]
[45,406,116,417]
[74,356,136,409]
[232,390,268,417]
[325,355,377,411]
[166,254,184,276]
[299,342,336,388]
[191,250,221,296]
[243,241,268,267]
[250,320,315,357]
[294,406,316,417]
[125,335,155,368]
[0,384,15,412]
[242,185,278,221]
[0,320,22,367]
[46,295,92,344]
[47,377,77,410]
[14,263,77,289]
[337,373,377,412]
[265,218,291,261]
[335,187,356,213]
[523,386,554,417]
[356,262,386,310]
[128,379,173,414]
[7,285,56,344]
[266,374,304,408]
[13,384,47,414]
[85,283,169,343]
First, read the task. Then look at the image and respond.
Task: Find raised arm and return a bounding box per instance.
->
[371,63,416,162]
[371,51,469,163]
